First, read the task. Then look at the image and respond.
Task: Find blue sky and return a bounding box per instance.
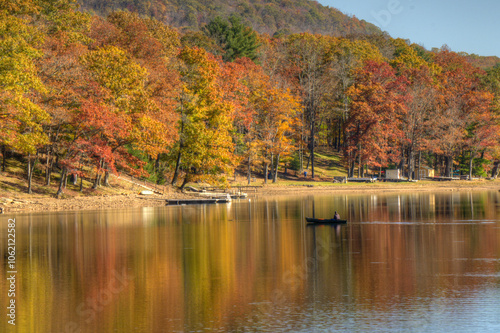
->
[318,0,499,57]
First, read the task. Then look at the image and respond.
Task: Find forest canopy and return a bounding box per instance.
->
[2,0,500,196]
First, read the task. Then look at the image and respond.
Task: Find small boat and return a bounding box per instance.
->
[306,217,347,224]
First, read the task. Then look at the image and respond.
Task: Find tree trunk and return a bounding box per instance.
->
[491,161,500,179]
[173,102,185,185]
[417,151,422,180]
[180,174,189,190]
[434,154,439,176]
[27,153,37,194]
[346,151,352,178]
[92,172,100,189]
[348,159,355,178]
[337,121,342,152]
[342,91,349,154]
[63,171,68,189]
[357,153,361,178]
[56,167,67,198]
[104,170,110,186]
[171,149,182,185]
[45,158,52,186]
[45,147,52,186]
[92,158,104,189]
[1,145,6,173]
[273,154,281,183]
[397,159,404,172]
[310,130,315,179]
[311,139,314,179]
[155,154,161,172]
[247,156,251,185]
[445,156,453,177]
[408,147,414,180]
[397,148,405,175]
[264,163,269,184]
[469,151,475,180]
[154,154,162,184]
[79,166,84,192]
[270,153,275,182]
[27,154,31,194]
[299,148,303,173]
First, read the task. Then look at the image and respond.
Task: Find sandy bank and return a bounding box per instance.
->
[1,180,500,214]
[0,193,199,214]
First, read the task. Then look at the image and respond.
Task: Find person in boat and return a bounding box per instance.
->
[333,211,340,220]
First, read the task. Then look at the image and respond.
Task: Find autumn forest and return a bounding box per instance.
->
[3,0,500,195]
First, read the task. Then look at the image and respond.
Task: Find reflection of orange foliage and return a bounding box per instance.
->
[2,192,500,331]
[345,192,500,310]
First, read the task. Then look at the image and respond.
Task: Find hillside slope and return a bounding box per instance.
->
[77,0,382,36]
[464,54,500,70]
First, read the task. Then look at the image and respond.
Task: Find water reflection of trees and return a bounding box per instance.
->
[1,193,500,332]
[344,191,497,222]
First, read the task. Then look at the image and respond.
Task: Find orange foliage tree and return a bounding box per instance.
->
[429,49,496,177]
[346,60,409,177]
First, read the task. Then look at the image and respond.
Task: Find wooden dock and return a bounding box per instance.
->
[347,177,376,183]
[166,198,231,205]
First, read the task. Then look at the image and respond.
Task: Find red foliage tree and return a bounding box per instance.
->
[346,60,409,177]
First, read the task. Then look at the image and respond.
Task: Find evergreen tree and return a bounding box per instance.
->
[203,16,259,62]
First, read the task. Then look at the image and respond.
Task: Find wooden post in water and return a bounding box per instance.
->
[312,198,315,219]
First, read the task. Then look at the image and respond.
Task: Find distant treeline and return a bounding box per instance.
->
[76,0,382,36]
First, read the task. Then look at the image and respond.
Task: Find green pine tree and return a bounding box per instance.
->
[203,16,259,62]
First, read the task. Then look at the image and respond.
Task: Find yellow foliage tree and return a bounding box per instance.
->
[0,10,50,192]
[171,47,238,188]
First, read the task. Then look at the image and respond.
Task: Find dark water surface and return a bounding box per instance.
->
[1,191,500,332]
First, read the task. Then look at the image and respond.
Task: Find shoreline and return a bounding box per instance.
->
[1,180,500,214]
[257,181,500,195]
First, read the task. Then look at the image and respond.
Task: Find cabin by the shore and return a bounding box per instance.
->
[384,166,435,180]
[418,166,435,179]
[385,169,401,180]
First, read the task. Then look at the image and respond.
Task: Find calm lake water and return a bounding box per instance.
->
[1,191,500,332]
